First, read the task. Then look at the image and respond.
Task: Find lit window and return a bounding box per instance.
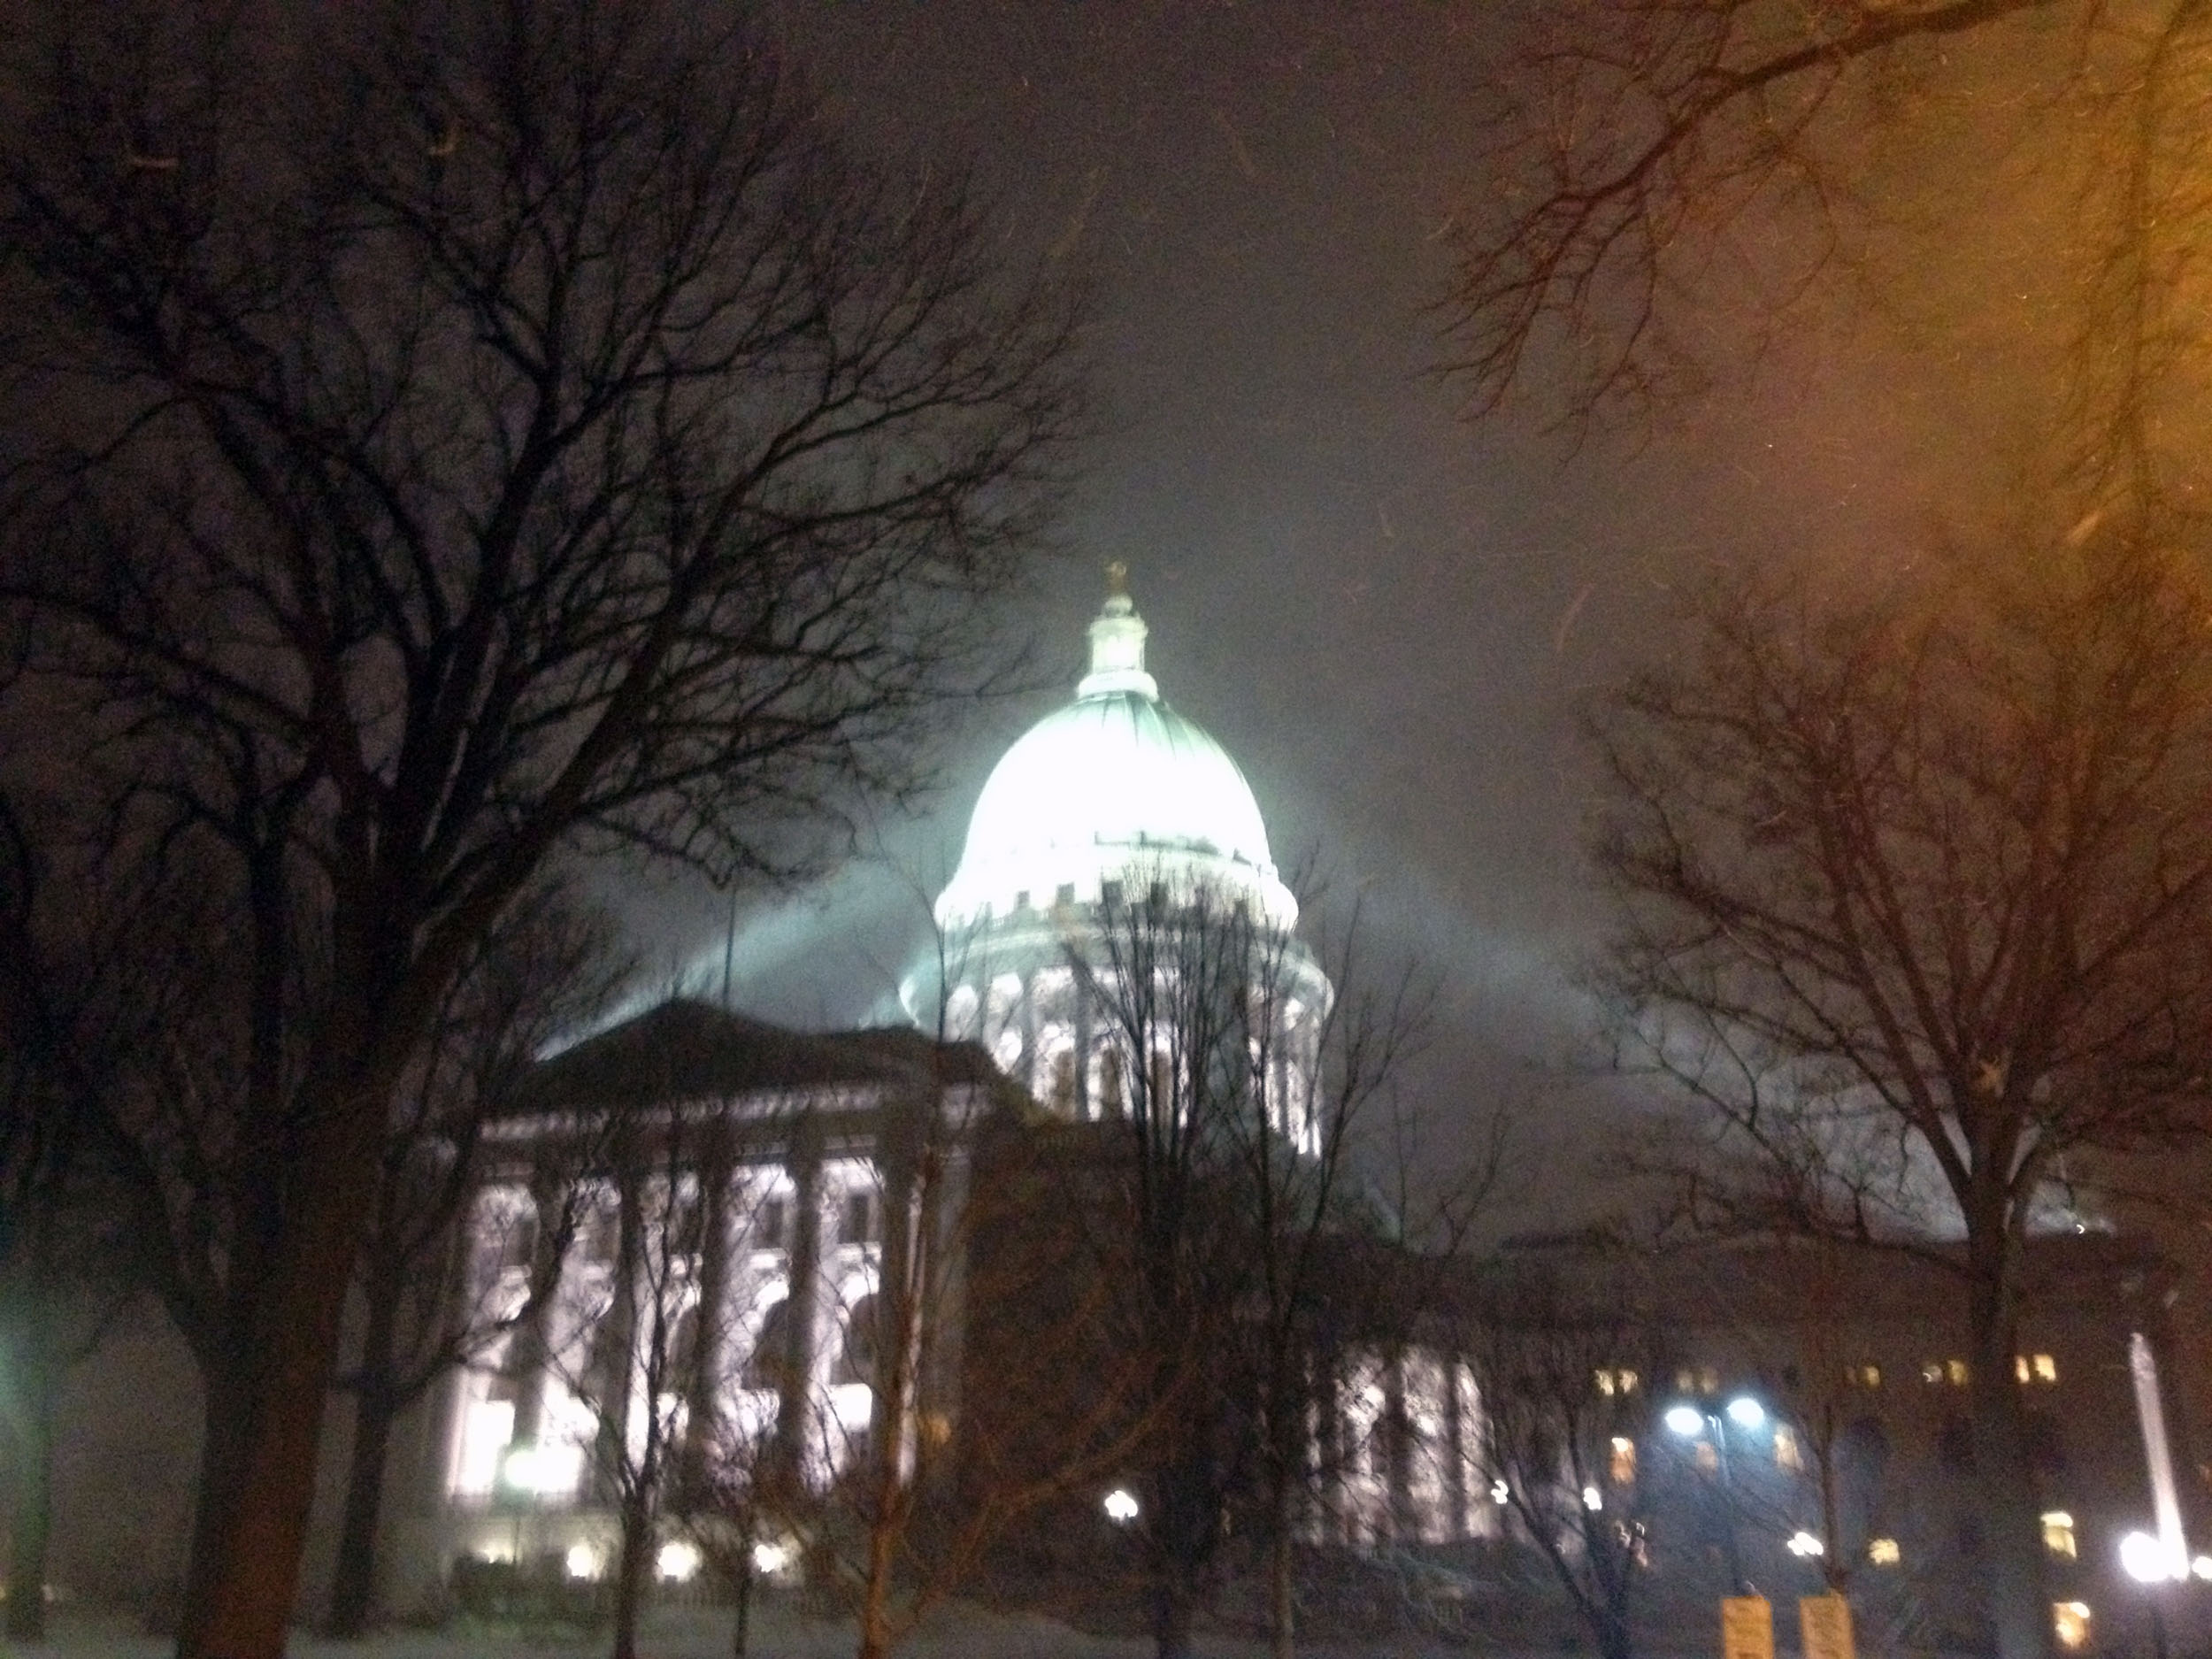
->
[1922,1361,1944,1385]
[1947,1359,1969,1386]
[1610,1436,1637,1484]
[1846,1363,1880,1388]
[1698,1367,1719,1394]
[1869,1538,1901,1566]
[2035,1354,2058,1384]
[1774,1425,1802,1472]
[1676,1369,1697,1394]
[2053,1601,2092,1652]
[2017,1355,2031,1384]
[1594,1367,1641,1397]
[1695,1441,1719,1473]
[1595,1369,1615,1396]
[1618,1368,1639,1394]
[2042,1511,2078,1560]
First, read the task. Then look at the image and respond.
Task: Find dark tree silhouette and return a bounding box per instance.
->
[1588,529,2212,1659]
[1463,1251,1675,1659]
[1070,866,1466,1659]
[1441,0,2212,507]
[323,882,627,1636]
[0,1,1085,1652]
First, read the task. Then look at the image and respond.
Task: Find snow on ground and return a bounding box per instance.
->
[3,1601,1481,1659]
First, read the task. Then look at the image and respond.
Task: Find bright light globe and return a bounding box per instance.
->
[2120,1530,2175,1583]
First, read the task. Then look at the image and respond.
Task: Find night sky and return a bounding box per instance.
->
[627,1,1967,1218]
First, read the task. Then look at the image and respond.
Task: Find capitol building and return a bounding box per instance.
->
[419,571,1489,1600]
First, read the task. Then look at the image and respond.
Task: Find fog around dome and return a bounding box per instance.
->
[934,581,1296,930]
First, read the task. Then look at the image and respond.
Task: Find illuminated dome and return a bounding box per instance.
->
[935,572,1296,931]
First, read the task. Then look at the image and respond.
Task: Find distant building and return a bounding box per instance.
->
[1476,1229,2207,1655]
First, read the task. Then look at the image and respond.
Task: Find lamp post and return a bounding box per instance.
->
[1665,1396,1765,1597]
[2121,1529,2177,1659]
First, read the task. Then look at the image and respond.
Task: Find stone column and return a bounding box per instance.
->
[1383,1348,1414,1543]
[773,1114,825,1484]
[679,1116,735,1498]
[1443,1357,1469,1540]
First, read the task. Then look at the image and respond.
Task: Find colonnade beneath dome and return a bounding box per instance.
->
[936,929,1328,1153]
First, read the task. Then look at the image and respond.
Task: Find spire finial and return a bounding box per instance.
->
[1079,562,1156,700]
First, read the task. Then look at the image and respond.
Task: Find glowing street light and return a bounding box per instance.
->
[1661,1394,1769,1597]
[2122,1529,2179,1659]
[1103,1487,1141,1525]
[2123,1528,2184,1583]
[1725,1396,1765,1431]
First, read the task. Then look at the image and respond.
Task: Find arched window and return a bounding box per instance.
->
[744,1299,792,1393]
[838,1294,880,1386]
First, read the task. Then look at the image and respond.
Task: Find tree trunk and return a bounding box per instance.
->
[1268,1467,1295,1659]
[726,1543,754,1659]
[856,1471,900,1659]
[610,1489,653,1659]
[175,1079,384,1659]
[4,1333,58,1643]
[1966,1263,2053,1659]
[324,1377,401,1638]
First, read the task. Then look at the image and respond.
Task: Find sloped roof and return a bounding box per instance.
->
[517,998,1001,1116]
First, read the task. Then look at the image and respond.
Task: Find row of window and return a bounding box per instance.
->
[1608,1353,2064,1399]
[1911,1354,2060,1387]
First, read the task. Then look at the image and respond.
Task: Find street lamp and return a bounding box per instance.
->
[1665,1395,1766,1596]
[2121,1529,2176,1659]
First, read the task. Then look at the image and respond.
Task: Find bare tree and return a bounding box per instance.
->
[789,902,1158,1659]
[1066,874,1286,1659]
[1067,864,1473,1659]
[1587,529,2212,1659]
[1230,888,1487,1659]
[324,882,629,1636]
[0,2,1085,1653]
[1463,1250,1674,1659]
[541,1106,720,1659]
[1440,0,2212,497]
